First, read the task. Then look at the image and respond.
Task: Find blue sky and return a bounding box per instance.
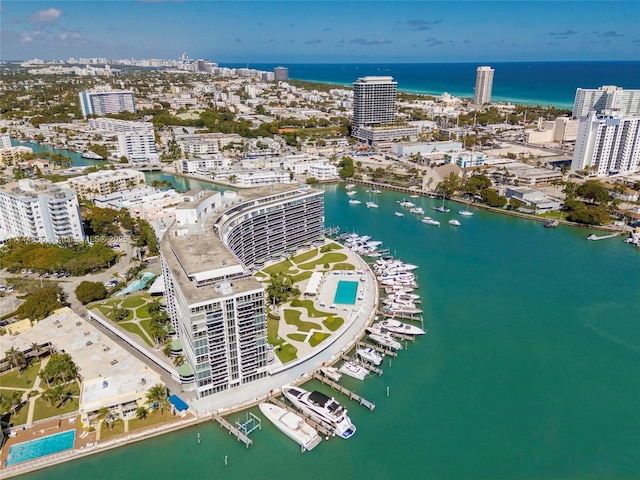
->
[2,1,639,63]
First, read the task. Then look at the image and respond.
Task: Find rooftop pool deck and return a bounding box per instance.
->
[333,280,359,305]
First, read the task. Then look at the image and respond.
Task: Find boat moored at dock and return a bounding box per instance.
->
[259,403,322,451]
[339,361,368,380]
[356,347,383,366]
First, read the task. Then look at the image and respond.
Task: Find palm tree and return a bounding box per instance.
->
[30,342,40,360]
[136,406,148,420]
[4,347,25,373]
[146,384,169,415]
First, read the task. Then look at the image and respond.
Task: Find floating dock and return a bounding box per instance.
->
[586,233,622,241]
[342,354,383,376]
[212,414,253,448]
[268,396,334,438]
[312,373,376,411]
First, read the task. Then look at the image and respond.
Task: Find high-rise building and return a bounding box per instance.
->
[474,66,494,105]
[352,76,397,127]
[161,185,324,398]
[274,66,289,81]
[572,86,640,119]
[0,179,84,243]
[571,111,640,175]
[79,89,136,117]
[117,132,159,163]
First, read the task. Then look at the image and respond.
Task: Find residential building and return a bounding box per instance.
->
[474,66,494,105]
[446,151,486,169]
[308,162,339,180]
[274,67,289,81]
[88,118,154,133]
[179,157,232,174]
[572,86,640,119]
[79,89,136,117]
[571,112,640,176]
[352,76,397,127]
[161,185,324,398]
[0,179,84,243]
[0,135,11,149]
[553,117,580,143]
[505,187,563,213]
[117,132,159,163]
[66,169,146,200]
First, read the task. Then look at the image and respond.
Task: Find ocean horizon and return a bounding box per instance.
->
[224,60,640,109]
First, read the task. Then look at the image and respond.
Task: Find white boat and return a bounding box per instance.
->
[339,361,368,380]
[345,184,356,189]
[81,150,104,160]
[421,217,440,226]
[349,199,362,205]
[394,211,405,217]
[409,194,419,198]
[449,219,461,226]
[368,332,403,351]
[378,319,425,335]
[409,207,425,215]
[320,366,342,382]
[433,197,450,213]
[259,403,322,451]
[346,190,357,196]
[366,201,379,209]
[356,347,383,366]
[282,386,356,439]
[398,200,415,208]
[459,209,474,216]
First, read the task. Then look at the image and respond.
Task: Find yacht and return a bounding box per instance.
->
[398,200,415,208]
[449,219,461,226]
[409,207,425,215]
[346,190,357,196]
[433,205,450,213]
[356,347,383,366]
[81,150,104,160]
[345,184,356,189]
[394,211,405,217]
[282,386,356,439]
[378,319,426,335]
[366,201,379,209]
[421,217,440,226]
[459,209,474,216]
[368,331,403,351]
[259,403,322,451]
[348,199,362,205]
[320,366,342,382]
[339,361,368,380]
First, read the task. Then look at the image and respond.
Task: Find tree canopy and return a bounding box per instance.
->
[17,286,64,321]
[75,281,108,304]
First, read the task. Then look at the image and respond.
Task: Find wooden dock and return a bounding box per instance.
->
[586,232,622,241]
[212,414,253,448]
[268,396,334,438]
[357,340,398,358]
[312,373,376,411]
[342,354,383,376]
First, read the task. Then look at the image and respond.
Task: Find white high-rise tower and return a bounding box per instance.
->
[474,66,494,105]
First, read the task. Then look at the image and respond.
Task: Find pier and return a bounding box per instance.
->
[312,373,376,411]
[212,414,253,448]
[267,396,334,438]
[586,233,622,241]
[342,354,384,376]
[357,340,398,358]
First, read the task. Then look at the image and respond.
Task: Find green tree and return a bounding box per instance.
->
[481,188,508,208]
[576,180,611,205]
[436,172,463,198]
[338,156,355,178]
[509,197,526,210]
[463,174,492,195]
[75,281,108,304]
[146,384,169,415]
[40,352,78,387]
[4,347,25,372]
[136,406,149,420]
[16,286,64,321]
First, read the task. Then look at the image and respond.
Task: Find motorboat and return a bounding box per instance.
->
[345,184,356,189]
[459,209,474,216]
[449,219,461,226]
[346,190,357,196]
[409,207,425,215]
[339,361,368,380]
[259,403,322,451]
[421,217,440,226]
[282,386,356,439]
[349,199,362,205]
[368,332,403,351]
[81,150,104,160]
[409,194,420,198]
[378,319,425,335]
[320,366,342,382]
[433,197,450,213]
[366,201,379,209]
[398,200,415,208]
[356,347,383,366]
[394,211,405,217]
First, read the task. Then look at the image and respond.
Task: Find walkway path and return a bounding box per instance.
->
[25,357,47,425]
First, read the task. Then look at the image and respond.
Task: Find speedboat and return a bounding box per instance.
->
[409,207,425,215]
[449,219,461,226]
[378,319,426,335]
[368,332,403,351]
[345,184,356,189]
[356,347,383,366]
[398,200,415,208]
[394,211,405,217]
[259,403,322,451]
[339,361,368,380]
[346,190,357,196]
[349,199,362,205]
[282,386,356,439]
[366,201,379,209]
[320,366,342,382]
[421,217,440,226]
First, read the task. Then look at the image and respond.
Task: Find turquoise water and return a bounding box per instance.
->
[333,280,358,305]
[117,272,156,296]
[7,430,75,466]
[19,183,640,480]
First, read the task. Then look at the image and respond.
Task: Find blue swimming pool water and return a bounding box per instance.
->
[6,429,76,466]
[333,281,358,305]
[117,272,156,296]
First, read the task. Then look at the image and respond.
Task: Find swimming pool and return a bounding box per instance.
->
[6,429,76,466]
[116,272,156,296]
[333,281,358,305]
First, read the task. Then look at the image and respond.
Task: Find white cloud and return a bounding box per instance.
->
[28,8,61,23]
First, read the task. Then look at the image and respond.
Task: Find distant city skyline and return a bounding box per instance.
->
[2,1,639,63]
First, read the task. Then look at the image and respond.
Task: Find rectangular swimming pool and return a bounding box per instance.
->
[333,280,358,305]
[6,429,76,466]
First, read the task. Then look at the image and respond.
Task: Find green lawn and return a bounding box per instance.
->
[283,309,321,332]
[139,318,154,338]
[0,360,41,389]
[291,271,314,283]
[99,419,125,441]
[262,259,293,276]
[309,332,331,347]
[291,249,318,264]
[275,343,297,363]
[119,322,153,347]
[121,295,148,309]
[6,402,29,426]
[95,305,113,316]
[297,252,348,270]
[287,333,307,342]
[107,308,133,322]
[128,410,174,431]
[32,396,79,422]
[292,299,332,318]
[332,263,355,270]
[135,304,150,319]
[321,242,343,251]
[323,316,344,332]
[267,318,285,346]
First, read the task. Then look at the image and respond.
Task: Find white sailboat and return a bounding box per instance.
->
[459,199,474,216]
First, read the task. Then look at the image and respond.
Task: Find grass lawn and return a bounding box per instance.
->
[287,333,307,342]
[309,332,331,347]
[108,308,133,322]
[332,263,355,270]
[99,420,125,441]
[139,318,154,338]
[297,252,348,270]
[291,248,318,264]
[119,322,153,347]
[0,360,41,389]
[267,318,285,346]
[291,271,314,283]
[293,299,332,318]
[275,343,297,363]
[323,316,344,331]
[283,309,321,332]
[98,298,121,309]
[128,410,174,431]
[7,403,29,426]
[121,295,148,309]
[32,396,79,422]
[321,242,343,251]
[95,305,113,316]
[262,259,293,276]
[135,304,150,319]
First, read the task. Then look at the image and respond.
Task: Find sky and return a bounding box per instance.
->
[1,1,639,63]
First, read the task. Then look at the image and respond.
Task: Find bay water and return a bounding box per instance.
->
[18,183,640,480]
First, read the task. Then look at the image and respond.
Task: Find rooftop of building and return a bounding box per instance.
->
[0,178,75,200]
